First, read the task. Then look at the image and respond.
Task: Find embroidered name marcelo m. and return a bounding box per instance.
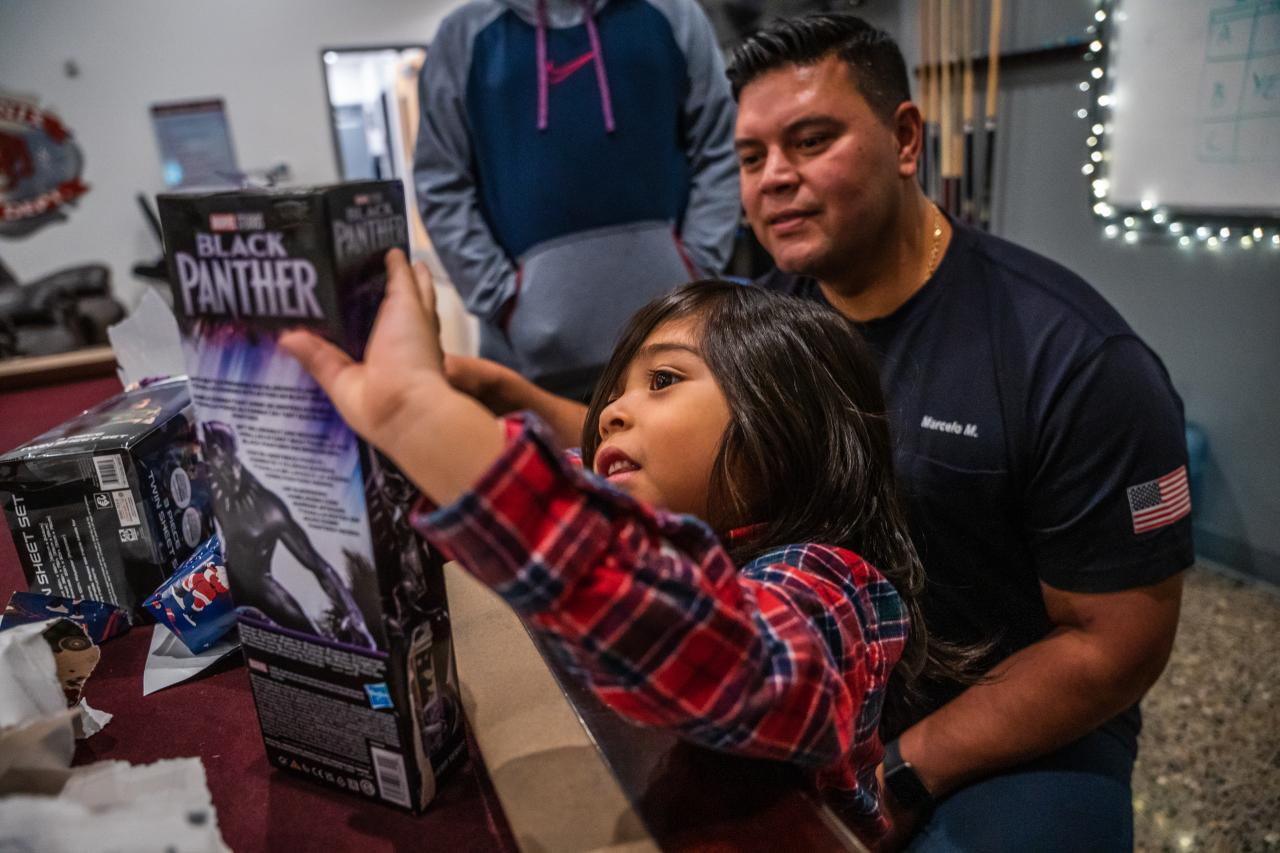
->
[921,415,979,438]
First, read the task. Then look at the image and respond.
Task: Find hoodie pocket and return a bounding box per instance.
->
[505,221,693,380]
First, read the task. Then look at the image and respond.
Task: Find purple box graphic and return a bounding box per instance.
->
[159,181,463,811]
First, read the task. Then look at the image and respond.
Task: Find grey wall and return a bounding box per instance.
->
[863,0,1280,581]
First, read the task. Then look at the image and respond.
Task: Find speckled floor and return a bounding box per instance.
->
[1132,562,1280,852]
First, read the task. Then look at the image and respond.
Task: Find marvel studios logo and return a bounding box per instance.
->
[209,212,265,232]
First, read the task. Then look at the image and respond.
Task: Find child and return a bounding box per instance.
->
[281,249,936,845]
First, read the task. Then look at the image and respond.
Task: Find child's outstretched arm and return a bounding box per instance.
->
[415,412,905,782]
[279,248,506,507]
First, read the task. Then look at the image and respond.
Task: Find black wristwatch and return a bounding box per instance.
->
[883,739,935,813]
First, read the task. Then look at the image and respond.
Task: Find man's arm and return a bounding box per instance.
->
[412,12,518,324]
[660,0,740,275]
[445,353,587,448]
[883,337,1192,842]
[895,572,1183,801]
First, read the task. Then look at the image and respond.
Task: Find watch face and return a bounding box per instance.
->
[886,762,933,811]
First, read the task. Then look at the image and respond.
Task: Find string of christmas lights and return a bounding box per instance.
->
[1078,0,1280,251]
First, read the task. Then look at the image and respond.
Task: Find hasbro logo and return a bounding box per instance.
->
[364,683,392,709]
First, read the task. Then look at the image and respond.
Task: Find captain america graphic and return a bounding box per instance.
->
[166,559,230,627]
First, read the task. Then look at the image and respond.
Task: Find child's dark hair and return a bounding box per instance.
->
[581,281,976,736]
[726,13,911,126]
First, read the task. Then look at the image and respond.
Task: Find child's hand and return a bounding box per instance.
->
[280,248,447,454]
[281,248,506,507]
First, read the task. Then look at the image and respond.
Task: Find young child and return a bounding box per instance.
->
[281,249,936,845]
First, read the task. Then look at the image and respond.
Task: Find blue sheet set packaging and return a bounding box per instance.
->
[158,181,464,812]
[0,591,131,643]
[0,377,215,615]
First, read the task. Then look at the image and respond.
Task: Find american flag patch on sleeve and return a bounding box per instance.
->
[1126,465,1191,534]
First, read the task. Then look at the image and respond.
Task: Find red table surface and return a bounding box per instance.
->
[0,376,517,852]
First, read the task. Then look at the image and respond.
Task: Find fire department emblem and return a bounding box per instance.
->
[0,93,89,238]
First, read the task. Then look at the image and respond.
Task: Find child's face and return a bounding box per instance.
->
[594,318,731,521]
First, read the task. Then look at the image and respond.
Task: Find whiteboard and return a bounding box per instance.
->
[1106,0,1280,215]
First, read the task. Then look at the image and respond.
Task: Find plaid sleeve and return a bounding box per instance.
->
[413,413,906,780]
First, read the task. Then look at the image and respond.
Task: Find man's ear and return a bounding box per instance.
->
[893,101,924,179]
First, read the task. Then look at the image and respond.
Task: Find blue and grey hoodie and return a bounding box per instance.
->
[413,0,740,397]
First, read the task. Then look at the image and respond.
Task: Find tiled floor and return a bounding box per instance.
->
[1133,563,1280,852]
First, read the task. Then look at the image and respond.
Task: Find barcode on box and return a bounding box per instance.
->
[112,489,140,527]
[93,455,128,491]
[370,745,410,808]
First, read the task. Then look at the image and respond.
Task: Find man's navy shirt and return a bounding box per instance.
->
[759,219,1193,749]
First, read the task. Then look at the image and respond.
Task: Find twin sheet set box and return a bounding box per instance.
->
[0,377,214,615]
[157,181,464,811]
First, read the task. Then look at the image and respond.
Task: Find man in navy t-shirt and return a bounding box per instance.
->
[732,14,1190,850]
[445,13,1192,849]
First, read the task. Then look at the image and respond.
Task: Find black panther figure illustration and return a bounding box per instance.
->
[201,421,376,649]
[367,451,462,762]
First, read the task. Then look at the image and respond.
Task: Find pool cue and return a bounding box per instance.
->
[919,0,934,194]
[928,0,943,203]
[938,0,953,213]
[961,0,977,224]
[979,0,1003,232]
[951,0,966,216]
[923,0,941,203]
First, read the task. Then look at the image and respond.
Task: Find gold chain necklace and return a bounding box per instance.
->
[924,203,944,283]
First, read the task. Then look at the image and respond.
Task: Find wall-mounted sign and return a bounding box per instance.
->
[0,94,89,238]
[1080,0,1280,251]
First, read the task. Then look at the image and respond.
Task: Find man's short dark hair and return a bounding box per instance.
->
[727,14,911,125]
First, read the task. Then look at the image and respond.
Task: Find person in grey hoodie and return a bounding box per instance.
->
[414,0,740,399]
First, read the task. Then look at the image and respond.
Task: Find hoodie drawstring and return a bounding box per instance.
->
[581,0,616,133]
[534,0,616,134]
[536,0,550,131]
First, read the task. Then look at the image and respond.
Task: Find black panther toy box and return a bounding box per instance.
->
[0,376,213,615]
[158,181,463,812]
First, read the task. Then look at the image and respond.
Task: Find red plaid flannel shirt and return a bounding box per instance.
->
[412,414,908,843]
